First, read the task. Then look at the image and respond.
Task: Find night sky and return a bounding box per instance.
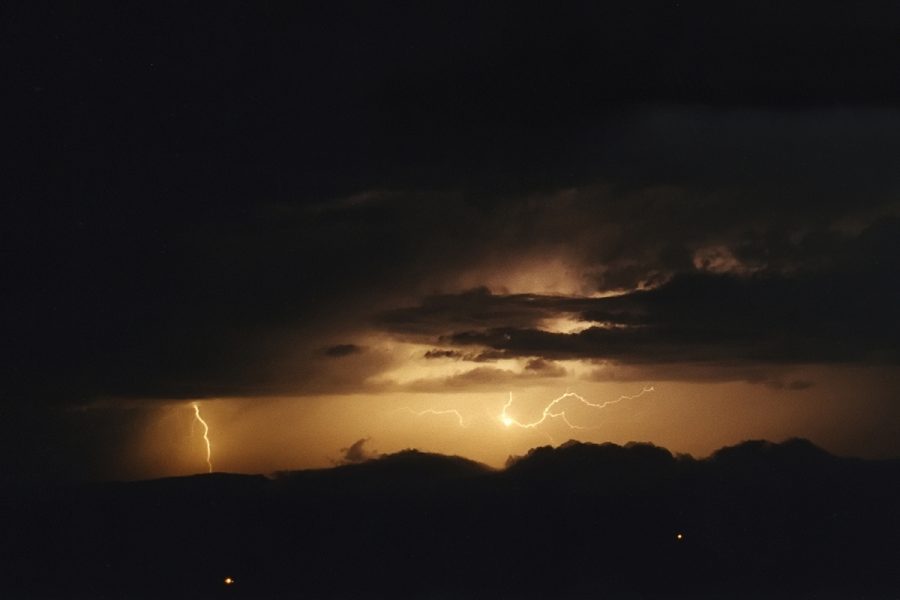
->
[4,1,900,482]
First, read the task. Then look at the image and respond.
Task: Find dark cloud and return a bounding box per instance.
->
[324,344,363,358]
[524,358,567,377]
[442,274,897,365]
[470,350,510,363]
[337,438,377,465]
[401,361,572,392]
[380,218,900,371]
[766,379,816,392]
[406,367,518,391]
[786,380,815,391]
[586,361,817,390]
[423,349,463,360]
[7,138,900,401]
[379,287,593,337]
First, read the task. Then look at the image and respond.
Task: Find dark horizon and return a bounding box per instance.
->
[23,434,894,484]
[4,437,898,598]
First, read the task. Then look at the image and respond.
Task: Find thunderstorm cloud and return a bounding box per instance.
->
[3,2,900,480]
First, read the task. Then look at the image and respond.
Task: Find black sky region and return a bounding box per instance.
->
[3,2,900,482]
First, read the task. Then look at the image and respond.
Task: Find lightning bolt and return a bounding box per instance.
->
[399,407,468,427]
[192,402,213,473]
[500,386,655,430]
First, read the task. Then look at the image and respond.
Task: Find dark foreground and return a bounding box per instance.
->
[2,439,898,599]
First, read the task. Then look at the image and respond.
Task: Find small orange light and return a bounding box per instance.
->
[675,532,684,541]
[224,577,234,585]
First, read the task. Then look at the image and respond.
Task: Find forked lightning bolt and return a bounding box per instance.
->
[500,386,655,430]
[400,407,468,427]
[192,402,213,473]
[399,386,654,431]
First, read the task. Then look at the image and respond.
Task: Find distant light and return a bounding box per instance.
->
[224,577,235,585]
[501,415,513,427]
[675,532,685,541]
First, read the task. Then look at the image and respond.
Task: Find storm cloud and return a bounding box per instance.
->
[377,216,900,370]
[3,2,900,480]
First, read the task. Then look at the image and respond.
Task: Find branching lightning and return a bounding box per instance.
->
[192,402,213,473]
[397,385,655,433]
[500,386,655,430]
[399,407,468,427]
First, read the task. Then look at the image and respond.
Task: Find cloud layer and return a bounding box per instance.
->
[3,2,900,479]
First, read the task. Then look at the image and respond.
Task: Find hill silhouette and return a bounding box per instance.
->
[2,439,898,599]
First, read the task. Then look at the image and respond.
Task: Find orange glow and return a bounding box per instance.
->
[224,576,234,585]
[452,255,587,296]
[123,366,891,482]
[192,402,213,473]
[539,315,596,334]
[676,533,684,541]
[500,386,655,430]
[400,407,468,427]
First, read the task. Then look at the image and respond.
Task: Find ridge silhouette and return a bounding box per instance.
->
[2,439,897,599]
